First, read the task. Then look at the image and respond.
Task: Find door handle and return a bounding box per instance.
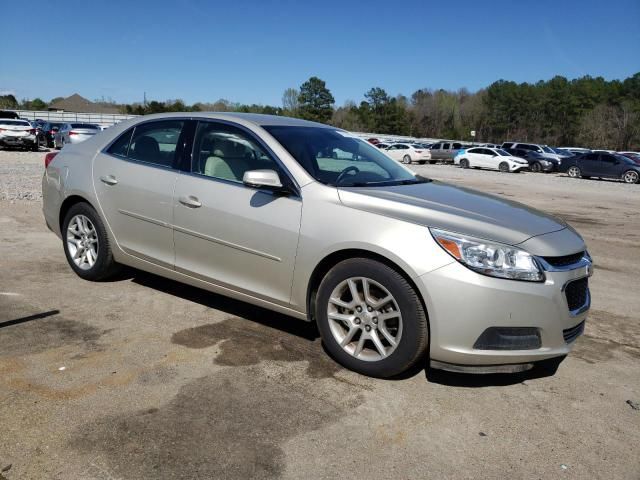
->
[179,195,202,208]
[100,175,118,186]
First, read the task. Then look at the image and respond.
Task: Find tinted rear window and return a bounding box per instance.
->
[0,120,30,126]
[71,123,99,129]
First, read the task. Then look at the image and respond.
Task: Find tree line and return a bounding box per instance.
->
[2,72,639,149]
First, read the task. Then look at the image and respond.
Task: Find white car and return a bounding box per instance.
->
[454,147,529,173]
[384,143,432,164]
[0,119,39,151]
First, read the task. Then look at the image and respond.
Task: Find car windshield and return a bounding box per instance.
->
[541,145,555,153]
[264,126,424,187]
[495,149,511,156]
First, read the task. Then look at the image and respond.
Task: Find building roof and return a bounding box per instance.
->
[48,94,121,114]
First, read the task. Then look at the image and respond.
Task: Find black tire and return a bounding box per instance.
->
[315,258,428,378]
[531,162,542,173]
[429,160,436,165]
[498,162,509,173]
[460,159,469,169]
[62,202,120,281]
[402,155,412,164]
[31,138,40,152]
[419,160,426,165]
[622,170,639,184]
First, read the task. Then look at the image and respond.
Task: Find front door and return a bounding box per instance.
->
[172,120,302,305]
[93,120,187,268]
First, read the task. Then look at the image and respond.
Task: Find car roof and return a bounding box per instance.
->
[122,111,334,129]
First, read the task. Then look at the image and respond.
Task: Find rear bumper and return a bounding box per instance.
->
[0,135,36,147]
[416,259,590,368]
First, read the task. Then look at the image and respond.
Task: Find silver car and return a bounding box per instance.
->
[54,122,100,149]
[42,113,592,378]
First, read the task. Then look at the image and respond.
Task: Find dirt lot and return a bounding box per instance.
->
[1,150,639,479]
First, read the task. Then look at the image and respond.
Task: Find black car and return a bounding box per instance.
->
[41,122,65,148]
[503,148,560,172]
[0,110,20,119]
[560,152,640,184]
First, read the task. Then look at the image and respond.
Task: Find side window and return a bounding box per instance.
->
[399,145,409,150]
[107,128,134,157]
[452,143,461,149]
[601,154,615,163]
[192,121,278,183]
[442,143,450,149]
[467,148,479,154]
[128,120,184,168]
[431,144,440,150]
[502,142,514,149]
[583,153,598,161]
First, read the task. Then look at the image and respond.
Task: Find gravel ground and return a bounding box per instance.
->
[1,148,639,479]
[0,149,47,201]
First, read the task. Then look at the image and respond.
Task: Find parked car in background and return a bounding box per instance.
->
[503,147,560,172]
[551,148,575,158]
[560,152,640,184]
[560,147,591,155]
[384,143,432,164]
[54,123,100,149]
[29,121,47,150]
[454,147,529,173]
[41,122,65,147]
[42,112,591,377]
[619,152,640,164]
[0,110,20,119]
[376,142,390,149]
[429,141,464,163]
[0,119,39,151]
[501,142,563,162]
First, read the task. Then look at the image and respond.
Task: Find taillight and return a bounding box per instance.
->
[415,150,423,153]
[69,131,77,136]
[44,152,59,168]
[28,128,36,134]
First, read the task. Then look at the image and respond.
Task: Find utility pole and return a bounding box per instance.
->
[143,91,147,107]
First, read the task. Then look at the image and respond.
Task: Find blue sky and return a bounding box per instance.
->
[1,0,638,106]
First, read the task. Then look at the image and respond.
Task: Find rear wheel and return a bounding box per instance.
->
[623,170,639,184]
[31,137,40,152]
[62,202,120,281]
[459,159,469,169]
[402,155,412,164]
[429,160,436,165]
[567,166,581,178]
[315,258,428,378]
[499,162,510,173]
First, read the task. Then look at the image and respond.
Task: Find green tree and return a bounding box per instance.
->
[298,77,335,123]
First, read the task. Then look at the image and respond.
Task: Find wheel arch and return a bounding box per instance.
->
[305,248,429,328]
[59,194,96,231]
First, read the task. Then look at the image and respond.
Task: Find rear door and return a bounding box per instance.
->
[580,153,599,175]
[172,120,302,306]
[93,119,187,268]
[598,154,622,178]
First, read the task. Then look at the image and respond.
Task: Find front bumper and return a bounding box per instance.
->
[417,258,590,368]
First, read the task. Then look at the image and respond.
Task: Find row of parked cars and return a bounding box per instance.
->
[0,112,103,151]
[367,138,640,184]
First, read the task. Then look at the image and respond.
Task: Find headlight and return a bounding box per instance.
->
[430,228,544,282]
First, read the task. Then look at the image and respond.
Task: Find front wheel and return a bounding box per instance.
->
[531,162,542,173]
[498,162,510,173]
[459,159,469,169]
[315,258,428,378]
[623,170,639,184]
[62,202,120,281]
[567,166,581,178]
[402,155,412,164]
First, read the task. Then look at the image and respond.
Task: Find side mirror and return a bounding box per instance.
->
[243,169,283,190]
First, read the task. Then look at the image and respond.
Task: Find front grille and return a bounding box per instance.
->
[565,277,589,311]
[563,321,585,343]
[543,251,585,268]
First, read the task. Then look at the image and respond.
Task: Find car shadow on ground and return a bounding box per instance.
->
[126,268,564,387]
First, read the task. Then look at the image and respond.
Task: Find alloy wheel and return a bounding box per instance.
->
[623,171,639,184]
[568,166,580,178]
[327,277,403,362]
[66,214,99,270]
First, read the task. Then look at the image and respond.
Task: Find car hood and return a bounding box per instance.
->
[338,180,575,249]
